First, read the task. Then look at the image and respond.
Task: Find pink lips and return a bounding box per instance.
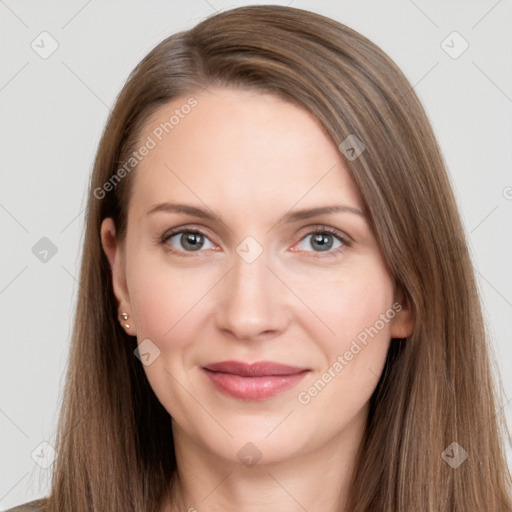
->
[201,360,309,400]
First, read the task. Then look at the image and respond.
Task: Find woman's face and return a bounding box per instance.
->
[101,86,413,465]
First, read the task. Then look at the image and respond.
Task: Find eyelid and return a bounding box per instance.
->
[296,224,352,244]
[160,224,214,241]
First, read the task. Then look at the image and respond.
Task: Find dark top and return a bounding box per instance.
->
[4,499,45,512]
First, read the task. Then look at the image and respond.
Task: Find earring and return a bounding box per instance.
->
[119,312,130,329]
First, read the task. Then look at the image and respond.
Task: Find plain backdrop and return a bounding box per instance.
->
[1,0,511,508]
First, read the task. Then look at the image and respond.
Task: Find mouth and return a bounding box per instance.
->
[201,360,310,400]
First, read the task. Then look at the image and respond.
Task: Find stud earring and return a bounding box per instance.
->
[119,312,130,329]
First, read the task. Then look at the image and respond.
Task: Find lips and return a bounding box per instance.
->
[201,360,309,400]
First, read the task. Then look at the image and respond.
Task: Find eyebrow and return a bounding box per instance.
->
[145,202,366,224]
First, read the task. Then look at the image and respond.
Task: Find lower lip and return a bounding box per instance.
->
[202,368,308,400]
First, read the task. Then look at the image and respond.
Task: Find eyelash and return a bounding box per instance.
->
[157,225,351,259]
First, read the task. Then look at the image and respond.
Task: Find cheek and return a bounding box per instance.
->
[126,251,213,342]
[292,263,395,412]
[292,262,395,351]
[125,255,212,407]
[299,271,394,406]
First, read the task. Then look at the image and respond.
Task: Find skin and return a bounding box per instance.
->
[101,86,414,512]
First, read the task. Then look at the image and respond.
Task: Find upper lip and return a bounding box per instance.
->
[202,360,308,377]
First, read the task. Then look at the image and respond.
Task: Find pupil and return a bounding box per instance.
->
[312,233,332,251]
[182,232,203,251]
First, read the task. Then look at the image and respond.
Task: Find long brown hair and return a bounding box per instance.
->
[44,5,511,511]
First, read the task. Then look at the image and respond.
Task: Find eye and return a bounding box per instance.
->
[158,226,350,258]
[294,227,348,256]
[162,229,215,253]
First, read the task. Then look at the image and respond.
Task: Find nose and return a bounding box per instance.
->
[214,247,292,341]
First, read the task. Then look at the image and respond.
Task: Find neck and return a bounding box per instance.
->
[163,405,368,512]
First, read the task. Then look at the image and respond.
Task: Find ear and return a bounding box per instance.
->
[390,286,415,339]
[100,217,136,335]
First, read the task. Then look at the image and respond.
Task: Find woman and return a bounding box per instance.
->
[8,4,511,512]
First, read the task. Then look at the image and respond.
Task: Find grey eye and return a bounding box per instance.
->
[298,232,343,252]
[168,231,214,252]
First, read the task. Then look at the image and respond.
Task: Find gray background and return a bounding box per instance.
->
[1,0,511,508]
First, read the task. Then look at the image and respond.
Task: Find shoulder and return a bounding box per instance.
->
[4,499,46,512]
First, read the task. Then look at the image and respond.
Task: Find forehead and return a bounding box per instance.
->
[128,86,362,221]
